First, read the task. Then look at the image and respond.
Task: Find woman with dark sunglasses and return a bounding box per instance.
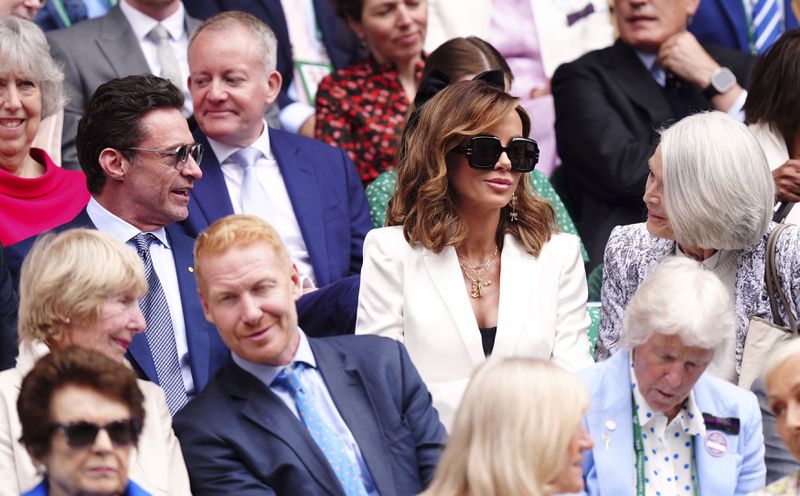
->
[355,79,593,429]
[0,229,190,495]
[18,347,149,496]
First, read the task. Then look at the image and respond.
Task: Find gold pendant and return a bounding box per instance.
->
[470,279,482,298]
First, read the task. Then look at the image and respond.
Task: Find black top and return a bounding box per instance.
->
[479,326,497,357]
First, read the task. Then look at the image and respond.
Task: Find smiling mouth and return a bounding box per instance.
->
[0,119,23,128]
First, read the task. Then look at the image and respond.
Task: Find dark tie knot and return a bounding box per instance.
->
[131,232,160,254]
[273,362,307,393]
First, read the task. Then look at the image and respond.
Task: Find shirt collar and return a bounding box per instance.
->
[207,120,273,165]
[629,350,706,436]
[120,0,187,43]
[231,328,316,389]
[86,197,170,248]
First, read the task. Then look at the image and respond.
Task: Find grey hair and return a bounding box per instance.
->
[621,256,736,351]
[660,111,774,250]
[189,11,278,73]
[762,339,800,382]
[0,17,66,118]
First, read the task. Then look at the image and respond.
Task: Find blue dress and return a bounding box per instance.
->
[22,479,151,496]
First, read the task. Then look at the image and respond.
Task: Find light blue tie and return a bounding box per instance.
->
[229,147,270,216]
[130,233,188,415]
[752,0,783,54]
[273,363,368,496]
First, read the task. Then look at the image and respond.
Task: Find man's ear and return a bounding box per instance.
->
[264,70,282,107]
[98,148,129,183]
[289,263,302,301]
[198,287,215,324]
[685,0,701,18]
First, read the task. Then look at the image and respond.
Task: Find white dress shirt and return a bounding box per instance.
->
[119,0,192,117]
[207,122,316,287]
[86,197,195,394]
[232,329,378,495]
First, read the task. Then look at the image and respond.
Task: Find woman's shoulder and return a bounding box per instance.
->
[365,226,409,252]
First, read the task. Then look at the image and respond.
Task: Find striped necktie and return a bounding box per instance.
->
[752,0,784,54]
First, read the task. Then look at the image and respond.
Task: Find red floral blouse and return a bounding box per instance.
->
[314,56,425,186]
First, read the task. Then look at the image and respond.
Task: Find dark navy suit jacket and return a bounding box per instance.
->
[173,335,446,496]
[3,209,228,393]
[690,0,799,52]
[182,0,363,108]
[0,245,18,371]
[182,127,372,288]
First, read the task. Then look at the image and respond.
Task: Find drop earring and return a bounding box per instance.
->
[509,194,518,222]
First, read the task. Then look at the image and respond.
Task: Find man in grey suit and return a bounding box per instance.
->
[46,0,200,169]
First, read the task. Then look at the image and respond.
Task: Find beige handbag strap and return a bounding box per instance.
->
[765,223,798,334]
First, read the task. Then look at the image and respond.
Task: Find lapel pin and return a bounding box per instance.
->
[188,266,194,273]
[605,420,617,431]
[704,431,728,457]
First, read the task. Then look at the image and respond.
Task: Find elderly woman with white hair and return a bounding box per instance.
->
[422,358,593,495]
[0,18,88,246]
[596,110,800,482]
[582,256,766,495]
[0,229,190,495]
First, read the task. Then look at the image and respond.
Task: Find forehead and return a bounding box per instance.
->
[768,356,800,393]
[189,27,265,68]
[640,333,712,359]
[477,109,523,139]
[137,107,192,147]
[200,243,288,289]
[50,385,130,423]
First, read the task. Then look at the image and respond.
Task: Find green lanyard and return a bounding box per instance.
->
[631,393,700,496]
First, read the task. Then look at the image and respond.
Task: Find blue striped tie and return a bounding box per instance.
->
[273,363,368,496]
[752,0,784,54]
[131,233,188,415]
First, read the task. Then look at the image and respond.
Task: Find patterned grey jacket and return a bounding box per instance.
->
[596,222,800,372]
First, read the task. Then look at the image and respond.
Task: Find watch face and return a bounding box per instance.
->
[712,68,736,93]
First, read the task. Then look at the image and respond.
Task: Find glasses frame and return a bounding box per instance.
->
[451,135,539,173]
[49,419,140,449]
[124,143,204,170]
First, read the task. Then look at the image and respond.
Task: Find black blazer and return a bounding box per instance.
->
[0,245,18,371]
[173,335,446,496]
[552,39,755,267]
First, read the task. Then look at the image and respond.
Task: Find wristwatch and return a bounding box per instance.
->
[703,67,736,98]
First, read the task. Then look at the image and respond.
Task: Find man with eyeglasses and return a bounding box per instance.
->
[182,12,372,336]
[45,0,200,170]
[4,74,228,415]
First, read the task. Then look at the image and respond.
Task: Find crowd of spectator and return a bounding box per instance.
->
[2,0,800,494]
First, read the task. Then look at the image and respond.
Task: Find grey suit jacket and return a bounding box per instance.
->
[46,6,200,169]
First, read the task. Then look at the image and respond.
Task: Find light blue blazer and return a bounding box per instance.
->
[579,352,766,495]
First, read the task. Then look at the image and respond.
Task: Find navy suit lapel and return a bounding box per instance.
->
[222,360,344,496]
[603,40,674,127]
[270,130,330,284]
[191,133,236,227]
[716,0,750,51]
[310,339,396,496]
[95,6,150,79]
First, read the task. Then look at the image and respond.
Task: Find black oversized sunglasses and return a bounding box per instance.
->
[451,136,540,173]
[50,419,140,449]
[124,143,204,170]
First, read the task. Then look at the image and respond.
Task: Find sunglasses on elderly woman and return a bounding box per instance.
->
[124,143,204,170]
[50,419,140,449]
[451,136,540,173]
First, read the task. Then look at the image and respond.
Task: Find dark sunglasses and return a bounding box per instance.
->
[50,419,140,449]
[124,143,204,170]
[452,136,539,172]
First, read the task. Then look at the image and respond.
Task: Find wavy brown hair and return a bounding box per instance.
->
[387,80,556,254]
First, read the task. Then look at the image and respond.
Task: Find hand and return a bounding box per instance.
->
[298,115,316,138]
[530,82,551,99]
[657,31,719,88]
[773,159,800,202]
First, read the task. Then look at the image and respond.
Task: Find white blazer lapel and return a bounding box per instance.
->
[494,236,536,356]
[422,246,486,365]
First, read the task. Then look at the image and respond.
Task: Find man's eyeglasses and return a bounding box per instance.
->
[451,136,539,173]
[124,143,204,170]
[50,419,141,449]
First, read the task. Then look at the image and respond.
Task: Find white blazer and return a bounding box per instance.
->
[424,0,614,77]
[0,341,191,496]
[356,227,594,428]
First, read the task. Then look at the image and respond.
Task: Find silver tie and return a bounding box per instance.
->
[229,147,270,216]
[148,24,183,88]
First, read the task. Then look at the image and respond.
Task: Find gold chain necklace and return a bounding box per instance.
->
[457,247,498,298]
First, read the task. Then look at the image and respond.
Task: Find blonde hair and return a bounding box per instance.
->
[422,358,590,496]
[194,214,291,292]
[388,80,557,255]
[18,229,146,344]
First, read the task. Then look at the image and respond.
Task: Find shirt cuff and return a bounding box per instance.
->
[279,102,315,134]
[726,89,748,122]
